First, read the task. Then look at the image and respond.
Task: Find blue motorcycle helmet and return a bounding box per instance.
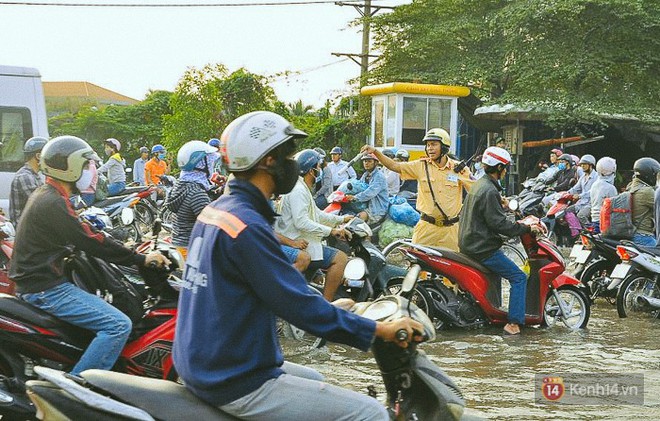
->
[296,149,322,175]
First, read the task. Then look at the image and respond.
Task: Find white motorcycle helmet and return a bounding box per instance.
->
[177,140,217,171]
[595,157,616,176]
[481,146,512,167]
[220,111,307,172]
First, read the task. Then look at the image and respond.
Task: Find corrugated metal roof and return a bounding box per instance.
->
[43,81,138,104]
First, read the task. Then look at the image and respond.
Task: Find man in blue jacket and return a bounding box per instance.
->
[173,111,422,420]
[346,153,389,224]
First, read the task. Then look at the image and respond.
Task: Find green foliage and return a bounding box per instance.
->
[48,90,173,161]
[371,0,660,128]
[162,64,279,152]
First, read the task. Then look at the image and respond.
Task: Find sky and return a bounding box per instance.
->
[1,0,409,108]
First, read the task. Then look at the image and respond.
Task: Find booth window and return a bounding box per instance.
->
[374,99,384,147]
[386,95,396,147]
[402,97,452,146]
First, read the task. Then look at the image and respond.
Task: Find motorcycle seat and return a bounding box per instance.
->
[0,293,92,340]
[600,237,621,247]
[82,369,241,421]
[426,247,494,275]
[120,186,150,195]
[94,195,130,208]
[637,245,660,257]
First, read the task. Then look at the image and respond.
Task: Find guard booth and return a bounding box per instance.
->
[360,82,471,160]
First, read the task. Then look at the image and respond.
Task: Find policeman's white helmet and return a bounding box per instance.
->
[595,157,616,176]
[220,111,308,172]
[481,146,511,167]
[177,140,217,171]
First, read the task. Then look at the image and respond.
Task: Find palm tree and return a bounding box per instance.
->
[288,99,314,116]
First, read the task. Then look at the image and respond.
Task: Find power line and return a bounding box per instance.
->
[0,0,370,7]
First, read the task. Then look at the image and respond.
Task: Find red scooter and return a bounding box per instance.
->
[395,215,591,330]
[0,215,15,295]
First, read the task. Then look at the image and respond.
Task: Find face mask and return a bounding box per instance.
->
[76,168,94,191]
[158,153,167,160]
[268,158,299,196]
[557,163,567,171]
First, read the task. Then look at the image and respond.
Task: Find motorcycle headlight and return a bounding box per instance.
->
[0,221,15,239]
[344,258,366,280]
[121,208,135,225]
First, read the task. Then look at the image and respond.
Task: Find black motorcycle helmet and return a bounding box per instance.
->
[633,157,660,186]
[40,135,96,182]
[23,136,48,157]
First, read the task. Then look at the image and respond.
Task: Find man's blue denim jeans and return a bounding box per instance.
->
[480,249,528,325]
[632,233,656,247]
[21,282,132,375]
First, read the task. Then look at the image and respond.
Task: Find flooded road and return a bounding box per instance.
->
[283,303,660,420]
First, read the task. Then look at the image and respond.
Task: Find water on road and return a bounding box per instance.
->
[283,303,660,420]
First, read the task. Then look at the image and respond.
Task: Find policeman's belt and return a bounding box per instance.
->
[420,212,459,227]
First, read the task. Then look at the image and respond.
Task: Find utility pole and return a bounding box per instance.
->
[333,1,395,87]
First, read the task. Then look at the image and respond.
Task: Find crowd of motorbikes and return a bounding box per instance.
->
[0,159,658,420]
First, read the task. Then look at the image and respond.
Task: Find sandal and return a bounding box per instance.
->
[503,324,521,335]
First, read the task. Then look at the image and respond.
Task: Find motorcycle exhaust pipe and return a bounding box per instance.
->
[636,295,660,309]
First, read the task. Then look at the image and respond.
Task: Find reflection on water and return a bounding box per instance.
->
[284,304,660,420]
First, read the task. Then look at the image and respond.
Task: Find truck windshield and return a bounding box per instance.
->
[0,106,32,172]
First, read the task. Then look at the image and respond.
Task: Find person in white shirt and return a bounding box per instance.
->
[381,149,400,196]
[327,146,357,189]
[275,149,353,300]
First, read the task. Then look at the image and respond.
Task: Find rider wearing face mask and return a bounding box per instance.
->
[173,111,423,421]
[275,148,352,301]
[165,140,218,250]
[144,144,170,187]
[459,147,542,335]
[9,136,169,375]
[361,128,473,250]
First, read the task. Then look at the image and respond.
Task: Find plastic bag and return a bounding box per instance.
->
[378,218,415,249]
[337,179,368,213]
[388,196,420,226]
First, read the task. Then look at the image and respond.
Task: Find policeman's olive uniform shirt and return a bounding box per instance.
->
[399,158,473,250]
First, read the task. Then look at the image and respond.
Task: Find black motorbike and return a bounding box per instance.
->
[24,265,481,420]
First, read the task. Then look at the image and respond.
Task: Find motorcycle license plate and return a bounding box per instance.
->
[610,263,631,280]
[569,244,583,259]
[575,249,592,264]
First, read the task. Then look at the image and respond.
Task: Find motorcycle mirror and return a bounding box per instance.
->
[125,167,132,173]
[400,264,422,295]
[508,199,519,211]
[120,207,135,225]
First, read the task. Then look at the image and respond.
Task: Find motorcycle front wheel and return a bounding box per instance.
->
[543,285,590,329]
[616,274,660,319]
[380,280,434,320]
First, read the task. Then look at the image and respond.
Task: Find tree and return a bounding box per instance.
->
[287,99,314,116]
[48,90,173,160]
[371,0,660,128]
[162,64,279,152]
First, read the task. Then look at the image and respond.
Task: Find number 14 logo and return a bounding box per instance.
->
[542,377,565,401]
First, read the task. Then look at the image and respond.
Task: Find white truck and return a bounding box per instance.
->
[0,65,49,216]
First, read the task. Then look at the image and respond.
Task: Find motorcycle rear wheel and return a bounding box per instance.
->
[580,259,616,303]
[543,286,590,329]
[616,274,660,319]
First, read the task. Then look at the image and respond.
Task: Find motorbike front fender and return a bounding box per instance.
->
[552,272,582,289]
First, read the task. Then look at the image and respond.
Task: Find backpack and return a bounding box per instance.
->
[65,251,144,323]
[600,191,634,240]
